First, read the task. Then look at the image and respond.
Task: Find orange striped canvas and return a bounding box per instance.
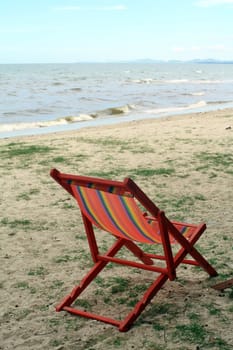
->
[72,185,195,245]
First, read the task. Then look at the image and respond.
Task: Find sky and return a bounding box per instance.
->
[0,0,233,63]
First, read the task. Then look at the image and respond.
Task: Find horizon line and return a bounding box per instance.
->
[1,58,233,65]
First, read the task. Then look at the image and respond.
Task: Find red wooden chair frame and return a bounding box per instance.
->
[50,168,217,332]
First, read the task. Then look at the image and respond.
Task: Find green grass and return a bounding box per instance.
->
[53,249,91,267]
[93,275,150,308]
[228,289,233,299]
[73,299,92,309]
[195,152,233,173]
[49,339,63,348]
[106,336,126,348]
[76,136,156,154]
[1,218,33,229]
[152,323,165,331]
[50,280,64,289]
[14,281,36,294]
[206,303,221,316]
[15,308,32,321]
[17,188,40,201]
[28,266,47,276]
[88,169,126,179]
[129,167,175,177]
[0,143,53,158]
[110,277,130,294]
[53,254,79,263]
[229,305,233,313]
[52,156,67,163]
[0,217,49,232]
[89,167,175,180]
[187,312,201,322]
[156,194,206,218]
[174,322,208,343]
[173,322,232,349]
[147,303,172,316]
[62,202,75,209]
[14,281,30,289]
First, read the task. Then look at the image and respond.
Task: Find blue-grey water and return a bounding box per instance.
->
[1,62,233,138]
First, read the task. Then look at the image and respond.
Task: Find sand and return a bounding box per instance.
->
[0,109,233,349]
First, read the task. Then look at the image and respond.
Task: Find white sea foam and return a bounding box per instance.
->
[131,78,156,84]
[145,100,207,115]
[128,78,228,85]
[164,79,189,84]
[181,91,205,97]
[0,114,94,132]
[0,104,133,133]
[191,91,205,96]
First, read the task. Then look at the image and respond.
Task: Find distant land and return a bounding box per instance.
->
[73,58,233,64]
[121,58,233,64]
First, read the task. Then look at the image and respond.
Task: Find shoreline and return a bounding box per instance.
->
[1,103,233,140]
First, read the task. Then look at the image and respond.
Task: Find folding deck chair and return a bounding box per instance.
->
[50,168,218,332]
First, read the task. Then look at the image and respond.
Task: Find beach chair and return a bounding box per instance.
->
[50,168,218,332]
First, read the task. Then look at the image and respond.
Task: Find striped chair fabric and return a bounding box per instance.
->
[72,184,195,245]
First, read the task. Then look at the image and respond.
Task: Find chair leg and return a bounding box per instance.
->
[56,238,125,311]
[56,260,107,311]
[119,273,168,332]
[174,245,217,277]
[168,222,218,277]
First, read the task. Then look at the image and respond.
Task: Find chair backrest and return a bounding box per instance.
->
[50,169,196,245]
[50,168,162,244]
[71,183,162,244]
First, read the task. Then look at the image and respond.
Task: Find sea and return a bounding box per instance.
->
[1,62,233,138]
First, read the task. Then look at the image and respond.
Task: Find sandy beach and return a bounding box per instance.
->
[1,108,233,349]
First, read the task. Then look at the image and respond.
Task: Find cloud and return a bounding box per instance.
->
[195,0,233,7]
[53,5,127,11]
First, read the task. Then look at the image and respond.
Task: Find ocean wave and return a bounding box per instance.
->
[164,79,189,84]
[90,104,135,118]
[161,79,225,84]
[0,114,94,132]
[52,82,64,86]
[127,78,233,85]
[207,100,233,105]
[69,87,82,92]
[190,79,233,84]
[3,108,53,117]
[130,78,156,84]
[130,79,190,84]
[191,91,205,96]
[181,91,205,96]
[3,111,18,117]
[145,100,207,115]
[0,104,134,133]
